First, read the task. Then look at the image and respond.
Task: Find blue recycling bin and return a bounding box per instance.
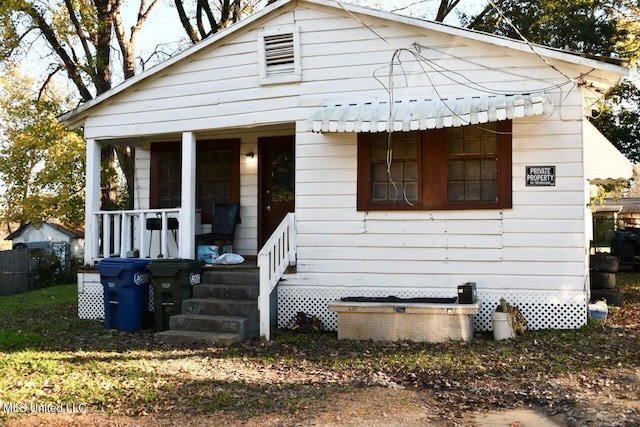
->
[96,258,151,332]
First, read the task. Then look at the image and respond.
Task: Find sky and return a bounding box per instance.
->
[18,0,636,100]
[128,0,484,70]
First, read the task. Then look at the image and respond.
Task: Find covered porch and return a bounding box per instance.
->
[85,132,208,264]
[83,127,297,340]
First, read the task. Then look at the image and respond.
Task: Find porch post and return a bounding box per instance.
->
[180,132,196,259]
[85,138,101,265]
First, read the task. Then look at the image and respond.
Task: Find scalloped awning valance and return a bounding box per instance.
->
[309,93,553,133]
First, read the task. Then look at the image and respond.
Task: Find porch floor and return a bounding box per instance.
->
[203,255,257,271]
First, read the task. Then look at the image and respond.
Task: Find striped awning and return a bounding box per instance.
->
[309,93,553,133]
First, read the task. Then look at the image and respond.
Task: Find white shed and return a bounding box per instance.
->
[62,0,630,337]
[5,221,84,262]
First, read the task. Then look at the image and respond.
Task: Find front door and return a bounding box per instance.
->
[258,136,295,248]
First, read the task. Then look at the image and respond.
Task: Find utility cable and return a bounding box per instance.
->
[485,0,579,84]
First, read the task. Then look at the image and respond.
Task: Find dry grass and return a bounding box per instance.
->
[1,278,638,426]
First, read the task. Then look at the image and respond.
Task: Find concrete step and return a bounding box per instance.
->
[193,283,259,300]
[203,270,259,286]
[169,313,258,335]
[182,298,258,317]
[155,267,261,346]
[155,330,242,346]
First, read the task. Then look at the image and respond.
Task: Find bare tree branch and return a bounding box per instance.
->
[435,0,461,22]
[63,0,94,73]
[113,0,160,80]
[175,0,199,43]
[37,65,63,100]
[20,4,93,101]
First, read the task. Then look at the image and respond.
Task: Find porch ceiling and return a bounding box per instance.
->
[309,93,553,133]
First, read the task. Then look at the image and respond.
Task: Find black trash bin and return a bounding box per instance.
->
[96,258,151,332]
[148,259,203,331]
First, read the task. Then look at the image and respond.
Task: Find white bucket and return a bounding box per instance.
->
[492,311,514,341]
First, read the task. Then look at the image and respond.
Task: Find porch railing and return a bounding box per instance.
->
[91,208,181,261]
[258,212,296,341]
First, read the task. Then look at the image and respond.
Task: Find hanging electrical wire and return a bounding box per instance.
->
[485,0,579,85]
[330,0,602,205]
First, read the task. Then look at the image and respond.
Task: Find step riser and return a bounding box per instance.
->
[155,268,260,345]
[183,299,258,317]
[193,284,259,300]
[203,271,259,286]
[170,315,258,335]
[156,331,241,347]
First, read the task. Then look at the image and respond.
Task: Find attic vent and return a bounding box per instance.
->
[264,33,295,76]
[258,25,301,85]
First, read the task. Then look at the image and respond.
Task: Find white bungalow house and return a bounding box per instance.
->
[63,0,630,338]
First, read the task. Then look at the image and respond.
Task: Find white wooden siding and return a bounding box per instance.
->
[82,4,619,296]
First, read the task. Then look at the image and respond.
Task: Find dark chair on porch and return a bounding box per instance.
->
[195,202,240,255]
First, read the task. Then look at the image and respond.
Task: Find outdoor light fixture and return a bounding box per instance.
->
[246,152,255,158]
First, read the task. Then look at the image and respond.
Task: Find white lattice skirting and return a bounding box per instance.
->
[277,286,588,332]
[79,271,588,333]
[77,272,154,320]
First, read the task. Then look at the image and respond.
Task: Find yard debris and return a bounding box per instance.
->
[496,298,529,335]
[289,311,323,333]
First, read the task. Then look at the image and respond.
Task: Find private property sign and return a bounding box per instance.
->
[526,166,556,186]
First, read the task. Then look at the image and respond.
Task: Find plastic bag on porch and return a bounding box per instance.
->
[210,253,245,265]
[197,245,219,264]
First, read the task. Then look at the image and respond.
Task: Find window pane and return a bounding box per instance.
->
[465,125,480,138]
[403,138,417,158]
[405,162,417,180]
[372,182,388,201]
[372,163,387,181]
[369,132,420,204]
[404,182,418,202]
[465,160,481,179]
[371,140,387,160]
[448,181,465,201]
[272,151,295,203]
[465,181,481,200]
[446,124,499,203]
[448,127,463,139]
[157,152,181,207]
[481,159,497,180]
[448,160,464,180]
[482,137,497,154]
[448,137,464,155]
[389,162,403,182]
[482,181,497,201]
[391,135,403,157]
[199,148,234,210]
[465,136,481,154]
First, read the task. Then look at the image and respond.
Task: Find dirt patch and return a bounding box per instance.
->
[5,366,638,427]
[2,284,639,427]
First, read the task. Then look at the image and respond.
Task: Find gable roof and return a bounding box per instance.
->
[60,0,628,128]
[5,222,84,241]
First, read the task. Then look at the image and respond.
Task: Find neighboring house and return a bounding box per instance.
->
[584,122,635,250]
[584,120,634,189]
[5,221,84,262]
[62,0,630,336]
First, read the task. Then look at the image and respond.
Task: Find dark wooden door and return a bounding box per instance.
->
[258,136,295,247]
